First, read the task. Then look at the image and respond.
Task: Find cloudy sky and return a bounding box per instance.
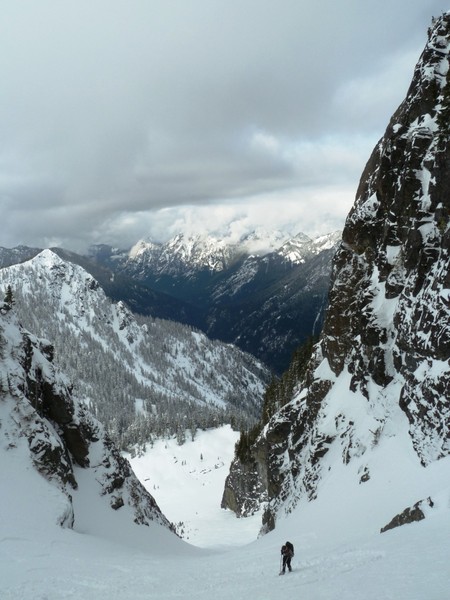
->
[0,1,445,251]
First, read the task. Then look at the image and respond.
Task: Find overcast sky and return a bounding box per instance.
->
[0,1,446,251]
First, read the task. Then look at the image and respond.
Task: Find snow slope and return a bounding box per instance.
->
[1,423,449,600]
[126,426,262,548]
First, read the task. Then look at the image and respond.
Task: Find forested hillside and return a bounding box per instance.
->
[0,250,270,449]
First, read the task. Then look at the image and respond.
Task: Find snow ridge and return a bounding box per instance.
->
[117,230,339,278]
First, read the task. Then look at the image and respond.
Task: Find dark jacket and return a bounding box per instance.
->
[281,542,294,557]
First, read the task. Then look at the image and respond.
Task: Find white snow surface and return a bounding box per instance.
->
[126,426,262,548]
[1,422,449,600]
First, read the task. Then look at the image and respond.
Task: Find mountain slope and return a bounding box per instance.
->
[222,13,450,533]
[0,303,173,537]
[0,250,270,447]
[0,244,206,327]
[52,246,205,326]
[206,240,337,371]
[2,412,449,600]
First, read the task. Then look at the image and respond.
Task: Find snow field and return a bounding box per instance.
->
[1,423,450,599]
[127,425,262,548]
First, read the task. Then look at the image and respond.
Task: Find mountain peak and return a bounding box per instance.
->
[276,231,340,264]
[122,229,336,275]
[128,239,160,259]
[30,248,65,267]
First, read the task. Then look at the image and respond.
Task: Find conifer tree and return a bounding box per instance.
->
[235,335,318,462]
[3,286,14,311]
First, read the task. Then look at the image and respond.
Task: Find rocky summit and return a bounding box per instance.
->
[222,14,450,533]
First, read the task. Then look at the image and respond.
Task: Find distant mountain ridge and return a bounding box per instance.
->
[88,230,341,372]
[1,230,340,373]
[90,230,340,277]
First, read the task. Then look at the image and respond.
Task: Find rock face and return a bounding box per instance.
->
[222,15,450,531]
[380,497,434,534]
[0,304,173,531]
[321,14,450,466]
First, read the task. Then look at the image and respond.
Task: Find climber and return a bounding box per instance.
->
[280,541,294,574]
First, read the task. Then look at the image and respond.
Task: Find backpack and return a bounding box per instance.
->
[286,541,294,555]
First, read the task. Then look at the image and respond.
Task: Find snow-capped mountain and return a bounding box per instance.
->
[0,250,270,447]
[0,303,172,534]
[121,232,249,279]
[222,13,450,535]
[1,229,340,375]
[88,230,341,373]
[276,231,341,264]
[91,229,335,279]
[124,228,292,274]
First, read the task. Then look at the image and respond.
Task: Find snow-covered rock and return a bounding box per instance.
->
[222,13,450,534]
[126,232,245,278]
[276,231,341,264]
[0,304,172,533]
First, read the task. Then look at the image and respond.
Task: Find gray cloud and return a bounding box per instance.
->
[0,0,445,251]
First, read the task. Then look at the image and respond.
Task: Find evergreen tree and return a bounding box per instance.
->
[3,286,14,310]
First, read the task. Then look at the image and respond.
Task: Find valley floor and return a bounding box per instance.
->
[126,425,261,548]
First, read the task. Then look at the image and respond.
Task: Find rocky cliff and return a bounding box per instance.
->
[0,302,173,532]
[222,14,450,533]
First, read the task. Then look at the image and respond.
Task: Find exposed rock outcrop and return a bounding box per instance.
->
[0,304,173,532]
[222,14,450,532]
[380,497,434,533]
